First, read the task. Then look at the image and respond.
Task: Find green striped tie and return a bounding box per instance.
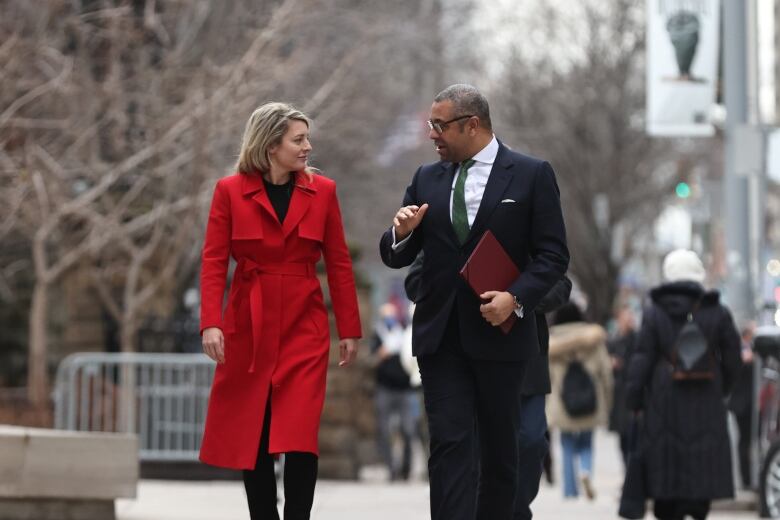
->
[452,159,475,244]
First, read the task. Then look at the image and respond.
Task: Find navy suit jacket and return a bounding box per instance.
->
[380,141,569,362]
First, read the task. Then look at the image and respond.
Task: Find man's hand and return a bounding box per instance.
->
[393,204,429,241]
[479,291,515,326]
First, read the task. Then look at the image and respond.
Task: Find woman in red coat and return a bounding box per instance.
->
[199,102,362,520]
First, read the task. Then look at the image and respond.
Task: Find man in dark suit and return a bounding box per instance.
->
[406,253,572,520]
[379,84,568,520]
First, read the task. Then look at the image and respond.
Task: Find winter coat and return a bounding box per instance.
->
[625,281,741,500]
[607,330,638,433]
[547,322,613,432]
[198,172,362,470]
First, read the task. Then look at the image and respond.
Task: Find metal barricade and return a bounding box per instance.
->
[54,352,215,461]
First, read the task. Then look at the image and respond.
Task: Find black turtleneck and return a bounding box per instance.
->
[263,177,293,224]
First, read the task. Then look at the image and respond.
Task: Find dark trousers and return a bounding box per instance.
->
[418,310,525,520]
[242,398,318,520]
[654,499,711,520]
[619,430,631,468]
[735,410,752,487]
[513,393,547,520]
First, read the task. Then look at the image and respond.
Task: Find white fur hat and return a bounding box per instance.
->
[662,249,706,284]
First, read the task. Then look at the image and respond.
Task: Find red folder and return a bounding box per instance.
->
[459,230,521,334]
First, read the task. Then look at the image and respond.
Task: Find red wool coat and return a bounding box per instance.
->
[199,171,362,470]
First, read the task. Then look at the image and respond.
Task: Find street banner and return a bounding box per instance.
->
[646,0,720,136]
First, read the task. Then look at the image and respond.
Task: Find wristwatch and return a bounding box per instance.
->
[513,295,522,309]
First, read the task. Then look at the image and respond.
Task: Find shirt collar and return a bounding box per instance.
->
[471,135,499,165]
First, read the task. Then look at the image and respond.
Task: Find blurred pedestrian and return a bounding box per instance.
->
[372,302,417,481]
[727,321,756,489]
[625,249,741,520]
[199,102,362,520]
[380,83,569,520]
[399,298,429,467]
[547,302,613,500]
[607,303,639,466]
[514,275,572,518]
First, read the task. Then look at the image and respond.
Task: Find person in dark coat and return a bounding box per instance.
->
[515,276,572,517]
[607,303,638,466]
[625,249,741,520]
[727,322,755,488]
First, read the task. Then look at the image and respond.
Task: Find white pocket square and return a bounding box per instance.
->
[500,199,516,203]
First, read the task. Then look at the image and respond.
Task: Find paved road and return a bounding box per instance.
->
[117,429,758,519]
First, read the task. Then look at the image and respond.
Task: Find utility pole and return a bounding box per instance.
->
[723,0,754,323]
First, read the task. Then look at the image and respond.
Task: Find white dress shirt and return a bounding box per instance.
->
[449,135,498,225]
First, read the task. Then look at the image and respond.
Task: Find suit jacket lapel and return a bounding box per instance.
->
[465,143,514,245]
[431,161,461,248]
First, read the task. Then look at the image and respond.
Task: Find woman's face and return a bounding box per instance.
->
[268,120,312,173]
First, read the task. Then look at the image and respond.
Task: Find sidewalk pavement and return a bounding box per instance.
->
[116,429,757,519]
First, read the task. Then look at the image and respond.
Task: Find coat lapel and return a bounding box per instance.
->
[242,173,277,222]
[282,172,316,238]
[465,143,514,245]
[242,171,316,236]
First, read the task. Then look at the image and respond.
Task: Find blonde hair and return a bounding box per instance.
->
[236,102,315,179]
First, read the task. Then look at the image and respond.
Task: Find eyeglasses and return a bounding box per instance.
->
[427,114,475,134]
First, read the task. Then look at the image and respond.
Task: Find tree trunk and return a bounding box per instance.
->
[578,257,620,325]
[118,315,137,432]
[119,314,138,354]
[27,280,48,409]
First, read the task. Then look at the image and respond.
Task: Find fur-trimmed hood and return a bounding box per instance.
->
[548,322,607,360]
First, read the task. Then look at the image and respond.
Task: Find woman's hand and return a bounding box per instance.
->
[338,338,359,367]
[202,327,225,364]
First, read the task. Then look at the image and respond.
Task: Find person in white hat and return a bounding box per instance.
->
[623,249,741,519]
[662,249,706,284]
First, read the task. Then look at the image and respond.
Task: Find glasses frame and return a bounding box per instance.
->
[427,114,475,134]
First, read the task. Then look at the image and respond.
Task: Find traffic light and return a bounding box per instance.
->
[675,182,691,199]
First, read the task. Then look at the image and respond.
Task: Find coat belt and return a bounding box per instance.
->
[223,259,316,373]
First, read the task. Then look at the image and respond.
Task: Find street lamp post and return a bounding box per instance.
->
[723,0,755,323]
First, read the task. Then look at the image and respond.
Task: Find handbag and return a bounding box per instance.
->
[618,415,647,519]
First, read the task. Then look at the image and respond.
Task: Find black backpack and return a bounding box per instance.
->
[561,360,597,418]
[670,301,715,381]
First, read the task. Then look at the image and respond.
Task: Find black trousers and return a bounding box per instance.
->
[418,309,525,520]
[242,398,318,520]
[735,410,752,487]
[654,499,711,520]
